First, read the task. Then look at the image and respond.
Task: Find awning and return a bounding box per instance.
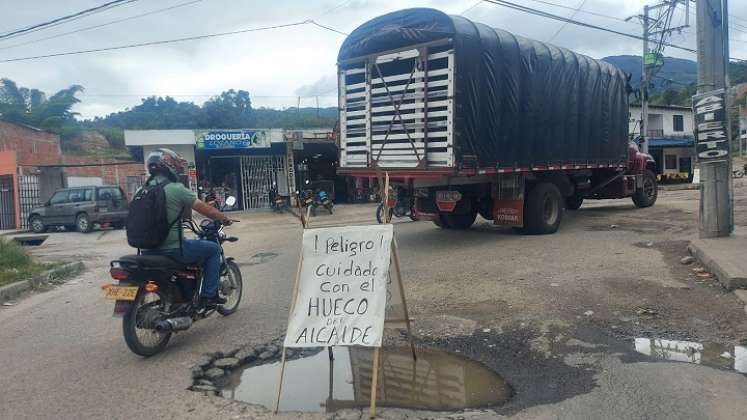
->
[648,137,694,148]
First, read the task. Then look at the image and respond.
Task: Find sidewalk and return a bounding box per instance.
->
[688,226,747,290]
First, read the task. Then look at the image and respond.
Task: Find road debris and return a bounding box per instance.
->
[636,307,658,316]
[680,256,695,265]
[583,310,594,316]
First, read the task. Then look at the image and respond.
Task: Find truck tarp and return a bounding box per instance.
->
[338,8,630,167]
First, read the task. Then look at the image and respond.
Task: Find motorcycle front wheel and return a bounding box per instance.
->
[123,289,171,357]
[217,260,243,316]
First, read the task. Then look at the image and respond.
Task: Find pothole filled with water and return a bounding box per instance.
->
[219,346,512,413]
[634,337,747,374]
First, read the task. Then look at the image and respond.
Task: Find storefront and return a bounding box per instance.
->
[648,137,695,182]
[194,129,288,210]
[125,128,341,210]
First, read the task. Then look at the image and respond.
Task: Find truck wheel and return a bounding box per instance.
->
[632,170,658,208]
[524,183,563,235]
[441,211,477,230]
[565,196,583,210]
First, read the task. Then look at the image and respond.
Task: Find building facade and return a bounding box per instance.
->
[124,128,339,211]
[0,120,146,230]
[629,105,695,182]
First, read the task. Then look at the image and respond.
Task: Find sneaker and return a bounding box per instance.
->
[199,295,227,309]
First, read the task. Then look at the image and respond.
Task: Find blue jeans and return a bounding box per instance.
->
[148,240,221,298]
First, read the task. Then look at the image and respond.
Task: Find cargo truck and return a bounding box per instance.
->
[336,8,657,234]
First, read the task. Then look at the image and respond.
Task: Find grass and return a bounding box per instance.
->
[0,238,52,288]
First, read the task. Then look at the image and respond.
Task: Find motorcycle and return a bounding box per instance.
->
[269,183,288,213]
[103,196,243,357]
[377,187,418,224]
[316,189,334,215]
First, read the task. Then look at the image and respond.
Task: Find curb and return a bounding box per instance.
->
[688,242,747,290]
[0,261,85,303]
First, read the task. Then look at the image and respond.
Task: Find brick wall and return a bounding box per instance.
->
[0,120,61,166]
[61,155,146,199]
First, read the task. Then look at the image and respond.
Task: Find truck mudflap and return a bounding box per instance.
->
[492,174,524,227]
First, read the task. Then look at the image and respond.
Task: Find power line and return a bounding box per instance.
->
[0,20,346,64]
[523,0,634,24]
[547,0,587,43]
[461,1,483,15]
[0,0,139,41]
[481,0,696,53]
[315,0,355,19]
[0,0,208,52]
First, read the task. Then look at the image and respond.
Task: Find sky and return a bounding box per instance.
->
[1,0,746,119]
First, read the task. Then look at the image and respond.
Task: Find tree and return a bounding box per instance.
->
[202,89,254,128]
[0,78,82,131]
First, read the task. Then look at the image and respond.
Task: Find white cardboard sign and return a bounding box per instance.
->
[284,224,394,348]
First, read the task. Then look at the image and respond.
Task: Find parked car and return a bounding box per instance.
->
[29,185,129,233]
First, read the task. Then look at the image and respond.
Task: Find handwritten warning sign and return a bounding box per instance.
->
[284,225,394,348]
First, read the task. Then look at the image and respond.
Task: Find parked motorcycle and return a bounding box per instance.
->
[377,187,418,223]
[269,183,288,213]
[103,196,243,357]
[734,164,747,178]
[316,189,334,215]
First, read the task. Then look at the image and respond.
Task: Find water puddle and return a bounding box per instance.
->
[634,337,747,374]
[220,346,512,413]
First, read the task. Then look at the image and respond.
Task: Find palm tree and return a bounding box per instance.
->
[0,78,83,132]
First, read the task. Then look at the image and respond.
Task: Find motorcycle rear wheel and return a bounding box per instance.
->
[376,203,394,224]
[123,289,171,357]
[217,260,243,316]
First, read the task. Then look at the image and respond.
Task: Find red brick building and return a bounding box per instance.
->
[0,119,145,230]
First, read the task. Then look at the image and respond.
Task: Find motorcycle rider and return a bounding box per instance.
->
[142,148,233,308]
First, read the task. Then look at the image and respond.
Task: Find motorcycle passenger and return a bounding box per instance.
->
[142,148,233,309]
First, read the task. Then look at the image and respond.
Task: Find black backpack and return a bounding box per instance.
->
[126,177,178,249]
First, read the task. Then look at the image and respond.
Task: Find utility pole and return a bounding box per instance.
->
[629,1,689,154]
[641,5,650,153]
[695,0,733,237]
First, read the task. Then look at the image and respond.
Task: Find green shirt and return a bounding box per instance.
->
[146,175,197,250]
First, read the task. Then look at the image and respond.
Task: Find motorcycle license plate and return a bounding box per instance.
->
[103,286,138,301]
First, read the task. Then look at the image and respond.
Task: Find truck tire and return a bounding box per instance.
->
[524,182,563,235]
[632,170,658,208]
[565,195,583,210]
[441,211,477,230]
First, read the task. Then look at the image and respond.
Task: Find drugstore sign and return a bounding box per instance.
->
[195,129,270,149]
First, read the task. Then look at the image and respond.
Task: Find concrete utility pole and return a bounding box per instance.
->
[695,0,733,237]
[641,5,650,154]
[630,1,690,154]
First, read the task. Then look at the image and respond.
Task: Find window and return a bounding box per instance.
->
[68,189,86,202]
[665,154,678,170]
[49,191,68,205]
[84,189,93,201]
[673,115,684,132]
[97,187,123,201]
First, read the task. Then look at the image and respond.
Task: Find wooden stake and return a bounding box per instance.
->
[369,347,381,418]
[392,238,416,361]
[274,215,308,414]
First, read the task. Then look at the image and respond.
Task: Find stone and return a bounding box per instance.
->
[266,344,280,354]
[680,256,695,265]
[190,366,204,379]
[203,368,225,380]
[258,350,275,360]
[191,385,217,393]
[196,379,214,386]
[583,310,594,316]
[235,347,258,363]
[213,357,240,370]
[195,356,213,368]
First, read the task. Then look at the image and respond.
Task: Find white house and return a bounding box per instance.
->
[629,104,695,182]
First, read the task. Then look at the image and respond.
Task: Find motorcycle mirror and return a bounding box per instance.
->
[225,196,237,207]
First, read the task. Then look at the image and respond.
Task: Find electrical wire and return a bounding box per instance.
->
[0,0,208,52]
[461,1,483,15]
[0,20,346,63]
[0,0,139,41]
[547,0,587,43]
[315,0,355,19]
[480,0,696,53]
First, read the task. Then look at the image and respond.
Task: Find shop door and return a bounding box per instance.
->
[240,155,287,209]
[0,176,16,230]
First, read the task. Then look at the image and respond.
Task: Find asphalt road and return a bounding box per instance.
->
[2,191,747,420]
